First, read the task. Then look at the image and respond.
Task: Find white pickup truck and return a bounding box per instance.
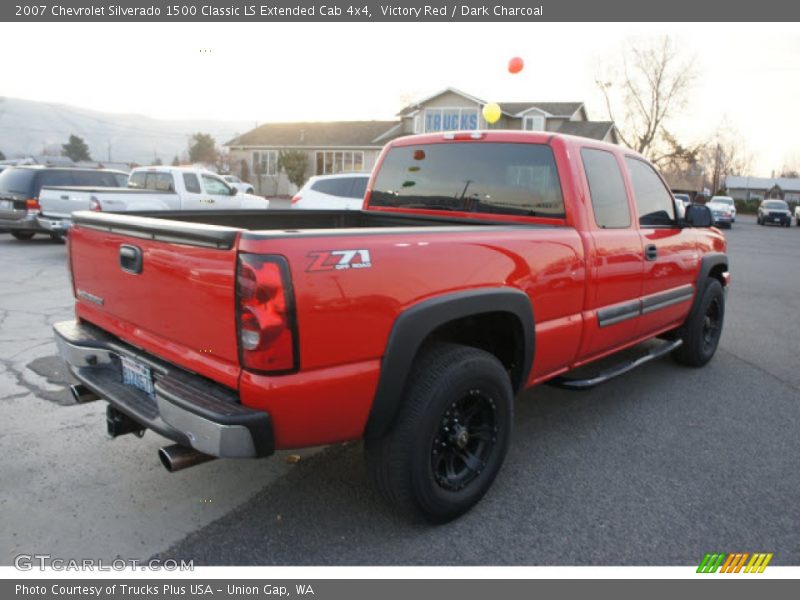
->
[38,166,269,235]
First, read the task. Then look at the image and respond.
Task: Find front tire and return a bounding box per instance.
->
[366,343,513,523]
[11,231,35,241]
[672,279,725,367]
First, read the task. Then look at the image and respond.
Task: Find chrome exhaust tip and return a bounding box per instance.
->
[70,384,99,404]
[158,444,215,473]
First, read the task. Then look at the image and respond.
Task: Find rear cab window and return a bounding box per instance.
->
[625,158,676,227]
[370,142,565,218]
[129,171,175,192]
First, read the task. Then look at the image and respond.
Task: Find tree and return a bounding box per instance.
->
[239,159,251,183]
[701,121,753,192]
[0,150,5,160]
[278,150,309,190]
[61,134,91,162]
[153,157,163,166]
[188,133,217,165]
[171,155,181,166]
[596,36,697,163]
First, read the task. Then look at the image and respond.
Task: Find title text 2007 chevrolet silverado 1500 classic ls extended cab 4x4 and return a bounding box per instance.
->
[54,131,728,522]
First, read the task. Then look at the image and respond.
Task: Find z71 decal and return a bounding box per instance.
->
[307,249,372,272]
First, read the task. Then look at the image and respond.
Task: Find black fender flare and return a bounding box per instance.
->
[685,252,728,325]
[363,288,535,440]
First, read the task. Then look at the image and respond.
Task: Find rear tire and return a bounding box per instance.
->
[11,231,35,241]
[366,343,513,523]
[50,232,66,244]
[672,279,725,367]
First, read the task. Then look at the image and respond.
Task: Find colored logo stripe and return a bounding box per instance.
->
[697,552,773,573]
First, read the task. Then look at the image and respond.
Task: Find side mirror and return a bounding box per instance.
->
[229,186,238,196]
[684,204,713,228]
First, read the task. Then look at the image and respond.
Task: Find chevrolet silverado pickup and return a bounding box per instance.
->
[38,166,269,236]
[54,131,728,522]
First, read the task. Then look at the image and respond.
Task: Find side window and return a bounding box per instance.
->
[128,172,147,189]
[183,173,201,194]
[311,178,350,197]
[72,171,118,187]
[202,175,230,195]
[349,177,368,199]
[625,158,676,227]
[581,149,631,228]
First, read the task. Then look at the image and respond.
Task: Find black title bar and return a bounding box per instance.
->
[4,0,800,21]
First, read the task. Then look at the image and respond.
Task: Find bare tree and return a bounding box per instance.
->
[701,121,753,193]
[596,36,697,163]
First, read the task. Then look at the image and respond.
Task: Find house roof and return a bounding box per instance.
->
[498,102,584,117]
[397,88,584,118]
[556,121,616,141]
[725,175,800,193]
[226,121,401,147]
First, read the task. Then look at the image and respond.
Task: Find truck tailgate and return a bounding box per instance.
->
[39,187,87,218]
[68,213,243,389]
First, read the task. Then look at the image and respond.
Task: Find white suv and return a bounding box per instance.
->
[291,173,370,210]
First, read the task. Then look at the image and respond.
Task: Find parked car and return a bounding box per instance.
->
[291,172,370,210]
[0,166,127,241]
[757,199,792,227]
[673,193,691,207]
[707,196,735,228]
[38,166,269,235]
[222,174,255,194]
[794,205,800,227]
[709,196,736,224]
[54,131,728,523]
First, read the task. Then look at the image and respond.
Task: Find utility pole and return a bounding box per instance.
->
[107,139,112,162]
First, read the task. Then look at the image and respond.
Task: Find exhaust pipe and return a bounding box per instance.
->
[159,444,215,473]
[71,384,99,404]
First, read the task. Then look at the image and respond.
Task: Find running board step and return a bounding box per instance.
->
[547,339,683,390]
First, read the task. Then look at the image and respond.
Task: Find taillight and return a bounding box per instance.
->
[236,255,298,373]
[25,199,40,213]
[290,194,302,205]
[89,196,102,211]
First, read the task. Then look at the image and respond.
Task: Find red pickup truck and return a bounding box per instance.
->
[54,131,728,522]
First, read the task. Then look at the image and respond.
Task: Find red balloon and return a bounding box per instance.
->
[508,56,524,74]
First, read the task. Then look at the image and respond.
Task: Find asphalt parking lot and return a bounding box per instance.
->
[1,215,798,566]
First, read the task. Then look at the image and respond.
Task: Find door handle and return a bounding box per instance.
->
[119,244,143,274]
[60,195,69,200]
[202,198,215,204]
[645,244,658,261]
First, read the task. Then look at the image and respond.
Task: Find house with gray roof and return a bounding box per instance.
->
[225,87,618,195]
[725,175,800,203]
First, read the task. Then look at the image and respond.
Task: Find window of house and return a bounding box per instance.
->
[523,115,546,131]
[252,151,278,176]
[582,149,631,228]
[423,107,480,132]
[413,115,422,134]
[315,151,365,175]
[625,157,675,227]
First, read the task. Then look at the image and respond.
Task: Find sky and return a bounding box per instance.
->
[2,21,799,176]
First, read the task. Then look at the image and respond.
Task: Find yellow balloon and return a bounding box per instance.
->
[482,102,502,125]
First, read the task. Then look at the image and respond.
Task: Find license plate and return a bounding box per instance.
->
[120,356,154,397]
[0,200,12,210]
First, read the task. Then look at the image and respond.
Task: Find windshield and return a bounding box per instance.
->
[764,201,788,210]
[370,142,565,218]
[0,168,36,196]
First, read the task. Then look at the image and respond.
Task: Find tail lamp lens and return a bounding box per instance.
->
[26,199,41,213]
[89,196,102,211]
[236,255,297,373]
[290,194,301,205]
